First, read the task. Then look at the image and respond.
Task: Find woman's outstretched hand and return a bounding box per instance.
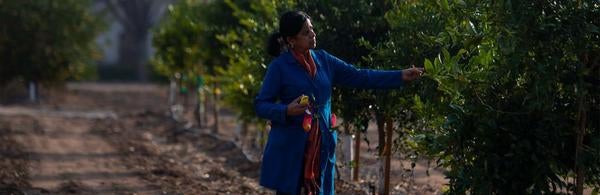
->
[402,65,425,81]
[287,95,309,116]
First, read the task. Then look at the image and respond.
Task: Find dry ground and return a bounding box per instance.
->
[0,82,447,194]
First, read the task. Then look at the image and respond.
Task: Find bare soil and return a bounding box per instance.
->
[0,82,446,194]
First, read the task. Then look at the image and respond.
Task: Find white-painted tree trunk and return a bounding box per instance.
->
[28,81,37,103]
[199,88,205,126]
[256,122,270,152]
[234,121,248,145]
[234,121,242,146]
[203,89,209,127]
[168,79,176,106]
[340,133,353,180]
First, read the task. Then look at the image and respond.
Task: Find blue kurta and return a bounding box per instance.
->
[255,49,404,194]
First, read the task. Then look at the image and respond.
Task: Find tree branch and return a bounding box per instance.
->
[105,0,134,28]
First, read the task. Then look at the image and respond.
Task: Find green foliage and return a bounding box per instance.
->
[217,0,295,123]
[153,0,294,123]
[153,0,206,88]
[207,0,392,125]
[150,0,600,193]
[0,0,102,85]
[297,1,394,139]
[387,0,600,193]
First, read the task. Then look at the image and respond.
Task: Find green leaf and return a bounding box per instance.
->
[449,104,465,114]
[440,0,450,11]
[435,54,443,67]
[442,48,451,63]
[424,58,434,74]
[457,49,467,57]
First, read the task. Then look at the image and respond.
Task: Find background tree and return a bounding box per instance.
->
[0,0,103,102]
[217,0,295,141]
[104,0,174,81]
[152,0,207,126]
[153,0,237,130]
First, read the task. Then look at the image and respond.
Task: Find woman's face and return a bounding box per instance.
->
[288,19,316,52]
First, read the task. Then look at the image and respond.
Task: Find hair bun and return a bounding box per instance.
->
[267,31,284,57]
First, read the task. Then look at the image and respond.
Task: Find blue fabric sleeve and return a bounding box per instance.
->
[254,61,288,124]
[325,50,404,89]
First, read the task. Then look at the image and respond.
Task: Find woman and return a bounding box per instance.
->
[255,11,423,195]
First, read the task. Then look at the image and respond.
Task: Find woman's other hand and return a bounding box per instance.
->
[287,95,309,116]
[402,65,424,81]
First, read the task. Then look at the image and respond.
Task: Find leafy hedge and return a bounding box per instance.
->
[0,0,102,85]
[387,0,599,193]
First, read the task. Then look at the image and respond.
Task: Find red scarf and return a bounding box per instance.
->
[291,49,317,78]
[293,49,320,194]
[302,113,337,194]
[303,110,321,194]
[302,114,336,194]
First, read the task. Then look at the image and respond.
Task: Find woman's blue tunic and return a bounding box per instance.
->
[255,49,403,194]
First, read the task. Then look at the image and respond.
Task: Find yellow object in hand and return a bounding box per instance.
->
[299,95,309,106]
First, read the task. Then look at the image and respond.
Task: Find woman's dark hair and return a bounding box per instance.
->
[267,11,311,57]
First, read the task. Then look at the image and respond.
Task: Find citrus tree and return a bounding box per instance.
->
[216,0,295,141]
[152,0,207,88]
[153,0,238,128]
[379,0,600,194]
[153,0,206,127]
[0,0,102,100]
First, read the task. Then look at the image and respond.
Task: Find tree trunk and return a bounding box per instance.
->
[212,83,219,134]
[353,130,361,182]
[375,112,386,194]
[376,112,385,155]
[574,96,587,195]
[203,89,209,127]
[238,121,248,144]
[168,79,176,106]
[377,158,385,194]
[106,0,175,82]
[341,131,353,180]
[118,29,151,81]
[194,87,205,128]
[182,88,189,108]
[257,122,270,151]
[383,118,393,195]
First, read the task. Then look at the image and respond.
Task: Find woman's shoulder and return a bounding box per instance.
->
[312,49,339,65]
[311,49,330,57]
[267,49,332,68]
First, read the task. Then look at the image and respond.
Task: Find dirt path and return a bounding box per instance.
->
[0,107,158,194]
[0,83,270,194]
[0,82,450,194]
